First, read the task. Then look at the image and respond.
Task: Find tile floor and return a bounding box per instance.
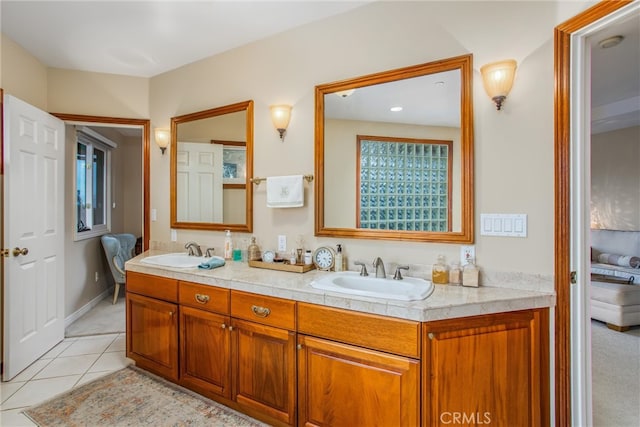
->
[0,333,132,426]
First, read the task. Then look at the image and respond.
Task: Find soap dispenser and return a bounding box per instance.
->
[335,244,343,272]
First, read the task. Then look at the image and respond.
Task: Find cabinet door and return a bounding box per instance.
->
[180,306,231,399]
[423,309,549,427]
[231,318,296,425]
[298,335,420,427]
[126,292,178,381]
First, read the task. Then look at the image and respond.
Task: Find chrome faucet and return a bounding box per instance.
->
[205,247,215,258]
[372,257,386,278]
[393,265,410,280]
[354,261,369,276]
[185,241,202,257]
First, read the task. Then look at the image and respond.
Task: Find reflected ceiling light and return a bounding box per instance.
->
[270,104,292,141]
[335,89,356,98]
[480,59,517,111]
[154,128,170,154]
[598,35,624,49]
[390,106,403,112]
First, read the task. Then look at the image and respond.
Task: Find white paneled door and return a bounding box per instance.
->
[2,95,65,381]
[176,141,223,223]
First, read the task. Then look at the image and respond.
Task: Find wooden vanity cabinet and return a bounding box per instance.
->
[297,303,421,427]
[230,291,297,426]
[422,308,549,427]
[126,272,179,381]
[179,282,231,399]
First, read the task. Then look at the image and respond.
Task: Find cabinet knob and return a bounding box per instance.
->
[296,344,303,350]
[195,293,210,304]
[228,325,234,331]
[221,323,226,329]
[251,305,271,318]
[428,332,435,340]
[169,311,174,317]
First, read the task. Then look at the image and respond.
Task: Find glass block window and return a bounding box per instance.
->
[357,135,452,232]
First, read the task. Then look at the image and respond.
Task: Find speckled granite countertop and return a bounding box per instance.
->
[125,250,555,322]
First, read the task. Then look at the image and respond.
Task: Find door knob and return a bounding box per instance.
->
[12,247,28,257]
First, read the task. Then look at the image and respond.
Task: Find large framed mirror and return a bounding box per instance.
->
[170,100,254,232]
[315,54,473,243]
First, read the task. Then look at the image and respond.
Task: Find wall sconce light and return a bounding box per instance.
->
[154,128,170,154]
[480,60,517,110]
[270,105,292,141]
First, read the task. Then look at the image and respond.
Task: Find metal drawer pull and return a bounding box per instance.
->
[251,305,271,318]
[195,294,210,304]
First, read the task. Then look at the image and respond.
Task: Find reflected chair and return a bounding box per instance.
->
[101,233,137,304]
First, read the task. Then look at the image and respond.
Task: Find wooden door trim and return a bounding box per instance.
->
[554,1,632,426]
[51,113,150,251]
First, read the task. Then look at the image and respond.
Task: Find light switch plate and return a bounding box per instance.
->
[480,214,527,237]
[278,235,287,252]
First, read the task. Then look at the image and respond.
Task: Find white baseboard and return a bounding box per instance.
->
[65,287,113,328]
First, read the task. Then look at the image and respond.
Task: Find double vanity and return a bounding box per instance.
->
[125,250,553,427]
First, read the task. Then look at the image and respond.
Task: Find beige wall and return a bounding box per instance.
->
[591,126,640,231]
[1,34,48,110]
[149,1,590,277]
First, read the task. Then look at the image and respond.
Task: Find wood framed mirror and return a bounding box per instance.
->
[170,100,254,232]
[315,54,473,243]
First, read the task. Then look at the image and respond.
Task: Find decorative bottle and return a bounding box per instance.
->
[223,230,233,260]
[335,244,343,272]
[432,255,449,284]
[462,258,480,287]
[247,237,261,261]
[450,261,462,285]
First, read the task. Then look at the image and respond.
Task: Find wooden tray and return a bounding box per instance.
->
[248,260,315,273]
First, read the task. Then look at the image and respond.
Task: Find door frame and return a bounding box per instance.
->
[554,1,633,425]
[51,113,150,251]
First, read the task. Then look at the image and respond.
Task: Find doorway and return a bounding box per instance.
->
[554,1,638,425]
[51,114,150,336]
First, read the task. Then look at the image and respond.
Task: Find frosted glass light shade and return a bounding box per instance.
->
[154,128,170,154]
[480,60,517,110]
[270,105,292,140]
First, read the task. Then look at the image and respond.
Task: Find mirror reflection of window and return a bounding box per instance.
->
[357,136,452,232]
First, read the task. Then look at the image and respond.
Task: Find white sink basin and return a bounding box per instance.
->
[140,253,207,268]
[310,271,434,301]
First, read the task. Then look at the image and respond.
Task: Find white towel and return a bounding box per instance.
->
[266,175,304,208]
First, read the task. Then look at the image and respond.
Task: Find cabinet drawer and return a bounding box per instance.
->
[179,282,229,314]
[230,291,295,330]
[127,271,178,303]
[297,302,420,358]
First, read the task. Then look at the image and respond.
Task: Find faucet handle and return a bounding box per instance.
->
[354,261,369,276]
[205,247,215,258]
[393,265,410,280]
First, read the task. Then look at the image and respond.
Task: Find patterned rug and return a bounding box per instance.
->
[23,366,268,426]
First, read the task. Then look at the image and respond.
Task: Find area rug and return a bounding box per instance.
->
[23,366,268,427]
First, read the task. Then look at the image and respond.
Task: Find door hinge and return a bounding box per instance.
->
[570,271,577,284]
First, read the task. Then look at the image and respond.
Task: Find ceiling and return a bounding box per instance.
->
[1,1,638,134]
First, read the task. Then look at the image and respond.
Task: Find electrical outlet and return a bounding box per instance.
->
[278,235,287,252]
[171,229,177,242]
[460,245,475,265]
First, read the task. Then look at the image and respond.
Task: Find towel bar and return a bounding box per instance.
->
[251,174,314,185]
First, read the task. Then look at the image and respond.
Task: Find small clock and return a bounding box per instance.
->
[312,246,336,271]
[262,250,275,263]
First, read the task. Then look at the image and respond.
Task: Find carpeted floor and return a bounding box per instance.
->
[591,320,640,427]
[65,294,126,337]
[23,366,268,427]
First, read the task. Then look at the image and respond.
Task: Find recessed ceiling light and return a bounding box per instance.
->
[390,106,403,112]
[598,35,624,49]
[335,89,356,98]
